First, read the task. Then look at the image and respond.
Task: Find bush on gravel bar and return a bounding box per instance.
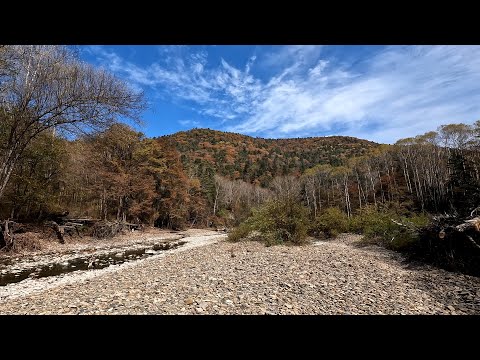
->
[309,208,349,239]
[228,198,309,245]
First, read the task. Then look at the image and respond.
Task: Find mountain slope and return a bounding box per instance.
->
[159,128,379,186]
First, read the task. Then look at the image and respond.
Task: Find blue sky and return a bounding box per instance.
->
[80,45,480,144]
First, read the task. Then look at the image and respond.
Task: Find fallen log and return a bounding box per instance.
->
[425,216,480,250]
[452,217,480,250]
[455,217,480,233]
[65,218,99,226]
[64,222,84,227]
[393,211,480,275]
[63,225,82,238]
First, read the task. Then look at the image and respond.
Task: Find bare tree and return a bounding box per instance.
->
[0,45,145,200]
[271,175,301,201]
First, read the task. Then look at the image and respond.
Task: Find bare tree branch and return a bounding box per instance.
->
[0,45,146,200]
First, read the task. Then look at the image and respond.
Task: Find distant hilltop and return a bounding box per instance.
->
[159,128,379,186]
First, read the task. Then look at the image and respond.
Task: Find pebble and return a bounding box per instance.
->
[185,298,194,305]
[1,233,479,315]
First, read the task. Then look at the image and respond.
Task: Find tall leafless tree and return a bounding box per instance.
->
[0,45,145,200]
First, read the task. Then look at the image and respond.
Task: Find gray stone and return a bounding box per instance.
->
[199,302,209,309]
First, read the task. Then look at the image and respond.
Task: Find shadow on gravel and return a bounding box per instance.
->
[408,269,480,314]
[336,235,480,314]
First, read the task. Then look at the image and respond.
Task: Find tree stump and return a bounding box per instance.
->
[50,221,65,244]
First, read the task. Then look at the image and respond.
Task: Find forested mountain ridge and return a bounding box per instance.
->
[160,128,378,186]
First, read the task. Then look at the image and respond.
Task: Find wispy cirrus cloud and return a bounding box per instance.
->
[85,45,480,143]
[87,45,262,118]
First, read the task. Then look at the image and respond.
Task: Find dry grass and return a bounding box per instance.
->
[10,232,43,253]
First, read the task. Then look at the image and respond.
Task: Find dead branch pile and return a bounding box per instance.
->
[0,221,48,251]
[412,214,480,275]
[92,221,141,239]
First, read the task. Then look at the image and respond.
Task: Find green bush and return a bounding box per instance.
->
[350,205,430,250]
[309,207,349,238]
[227,198,309,245]
[349,205,392,237]
[227,222,251,242]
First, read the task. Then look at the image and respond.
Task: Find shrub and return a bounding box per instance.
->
[309,207,349,238]
[227,198,309,245]
[349,206,392,241]
[350,205,430,250]
[227,222,251,242]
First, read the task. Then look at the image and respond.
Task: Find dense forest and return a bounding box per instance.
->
[2,119,479,230]
[1,45,479,274]
[164,129,377,186]
[0,125,378,227]
[1,122,480,231]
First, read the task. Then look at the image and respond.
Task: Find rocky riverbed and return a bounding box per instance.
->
[0,238,187,286]
[1,233,479,314]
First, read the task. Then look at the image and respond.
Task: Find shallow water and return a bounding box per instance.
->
[0,240,186,286]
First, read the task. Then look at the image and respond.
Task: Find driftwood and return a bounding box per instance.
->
[470,206,480,217]
[92,221,142,239]
[45,217,141,242]
[65,218,100,226]
[391,214,480,250]
[464,235,480,250]
[408,212,480,275]
[425,215,480,250]
[454,217,480,250]
[43,216,99,244]
[46,221,84,244]
[454,217,480,233]
[63,222,83,237]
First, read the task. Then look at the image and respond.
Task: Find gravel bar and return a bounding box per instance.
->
[1,233,478,315]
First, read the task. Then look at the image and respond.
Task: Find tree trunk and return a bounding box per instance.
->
[0,151,19,201]
[50,221,65,244]
[103,188,108,220]
[213,186,219,215]
[1,220,14,250]
[117,196,122,221]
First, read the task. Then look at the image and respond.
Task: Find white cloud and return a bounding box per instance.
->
[178,119,201,127]
[87,45,480,143]
[230,45,480,143]
[245,55,256,73]
[261,45,323,70]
